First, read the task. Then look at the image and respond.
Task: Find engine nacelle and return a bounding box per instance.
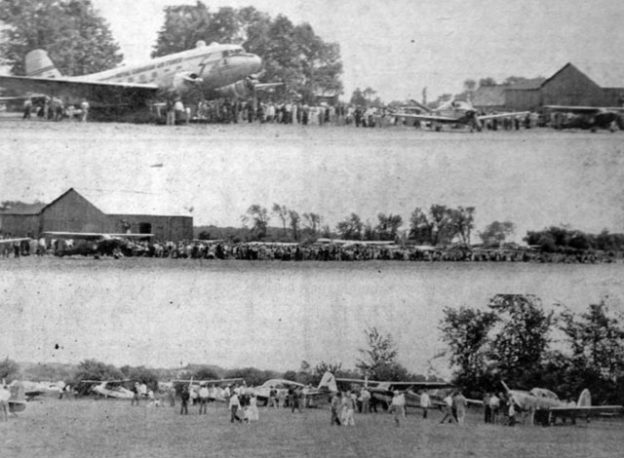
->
[172,72,202,94]
[215,79,254,99]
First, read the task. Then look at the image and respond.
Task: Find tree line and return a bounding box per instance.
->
[440,294,624,404]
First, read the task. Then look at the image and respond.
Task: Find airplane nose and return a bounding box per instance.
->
[249,54,262,73]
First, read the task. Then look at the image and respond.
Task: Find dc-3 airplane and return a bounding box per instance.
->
[544,105,624,132]
[81,380,135,399]
[43,231,152,258]
[501,381,624,425]
[0,41,280,115]
[335,375,455,410]
[393,98,528,132]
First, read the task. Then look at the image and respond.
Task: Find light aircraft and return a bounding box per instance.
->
[43,231,152,258]
[1,381,27,415]
[81,380,135,399]
[393,98,528,132]
[334,375,454,410]
[0,41,280,116]
[173,378,244,402]
[248,371,338,407]
[501,381,624,425]
[544,105,623,132]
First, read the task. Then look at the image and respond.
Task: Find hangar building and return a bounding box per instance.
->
[0,188,193,241]
[505,63,624,111]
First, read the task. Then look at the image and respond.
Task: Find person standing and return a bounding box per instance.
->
[330,392,342,426]
[229,391,242,423]
[131,383,140,406]
[391,391,405,426]
[180,387,190,415]
[439,392,456,424]
[23,98,32,119]
[454,391,467,425]
[247,394,259,422]
[420,390,431,419]
[198,384,209,414]
[80,99,89,122]
[489,393,500,424]
[343,391,356,426]
[360,388,370,414]
[268,386,277,408]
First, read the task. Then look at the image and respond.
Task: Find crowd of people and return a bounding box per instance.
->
[1,235,620,264]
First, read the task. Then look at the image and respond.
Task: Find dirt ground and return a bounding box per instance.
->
[2,398,623,458]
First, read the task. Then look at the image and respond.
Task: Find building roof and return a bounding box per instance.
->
[506,78,545,90]
[541,62,624,90]
[0,202,46,215]
[74,188,192,217]
[472,85,506,107]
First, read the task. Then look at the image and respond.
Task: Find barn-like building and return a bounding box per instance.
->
[0,188,193,241]
[505,63,624,111]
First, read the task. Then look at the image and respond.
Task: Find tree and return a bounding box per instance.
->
[272,203,289,237]
[375,213,403,241]
[350,87,366,106]
[451,206,475,245]
[488,294,553,386]
[0,357,19,381]
[242,204,269,239]
[408,207,432,244]
[0,0,123,76]
[356,327,410,381]
[479,77,497,87]
[439,307,498,393]
[479,221,515,247]
[302,212,321,236]
[288,209,300,241]
[463,79,477,92]
[336,213,363,240]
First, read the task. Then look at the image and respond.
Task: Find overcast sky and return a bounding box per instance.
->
[92,0,624,101]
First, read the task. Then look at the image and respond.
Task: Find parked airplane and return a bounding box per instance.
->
[249,371,337,407]
[501,381,624,425]
[393,98,528,132]
[172,377,244,402]
[0,41,278,114]
[1,381,27,416]
[81,380,135,399]
[43,231,152,258]
[335,375,454,410]
[544,105,623,131]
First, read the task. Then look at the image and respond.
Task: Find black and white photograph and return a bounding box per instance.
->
[1,0,624,456]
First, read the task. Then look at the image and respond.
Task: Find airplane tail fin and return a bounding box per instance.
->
[577,388,591,407]
[317,372,337,393]
[25,49,62,78]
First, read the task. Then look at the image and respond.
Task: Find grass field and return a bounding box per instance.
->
[2,398,623,458]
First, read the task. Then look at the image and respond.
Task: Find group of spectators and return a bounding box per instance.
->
[1,235,620,264]
[22,96,89,122]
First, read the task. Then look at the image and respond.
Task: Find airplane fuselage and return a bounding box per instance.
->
[71,42,262,93]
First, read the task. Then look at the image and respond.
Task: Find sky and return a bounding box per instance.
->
[91,0,624,102]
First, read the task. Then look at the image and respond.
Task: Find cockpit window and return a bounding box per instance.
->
[223,48,243,58]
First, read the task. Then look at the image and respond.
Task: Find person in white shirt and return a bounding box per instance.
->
[420,391,431,419]
[229,392,242,423]
[391,390,406,426]
[198,385,209,414]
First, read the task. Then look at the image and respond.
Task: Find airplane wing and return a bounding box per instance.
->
[335,377,453,390]
[43,231,105,240]
[392,112,463,123]
[173,378,243,385]
[477,111,529,121]
[0,75,158,108]
[544,105,604,114]
[549,405,624,416]
[0,238,31,244]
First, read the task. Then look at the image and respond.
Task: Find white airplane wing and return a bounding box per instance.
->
[393,112,463,123]
[477,111,529,121]
[0,238,31,244]
[0,75,158,108]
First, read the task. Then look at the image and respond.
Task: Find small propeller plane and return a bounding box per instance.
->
[1,380,27,417]
[544,105,624,132]
[501,381,624,425]
[248,371,338,407]
[334,375,454,410]
[172,377,245,402]
[81,380,135,399]
[43,231,152,258]
[393,98,528,132]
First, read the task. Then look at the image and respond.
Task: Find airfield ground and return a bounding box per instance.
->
[2,398,624,458]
